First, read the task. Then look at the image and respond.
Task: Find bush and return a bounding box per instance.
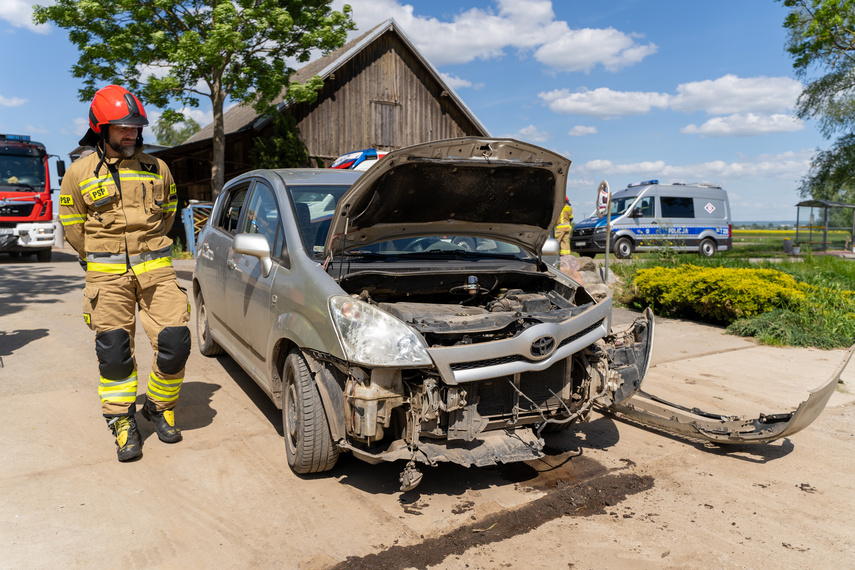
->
[633,265,806,323]
[628,263,855,348]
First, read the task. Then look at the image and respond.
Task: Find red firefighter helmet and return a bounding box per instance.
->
[88,85,148,134]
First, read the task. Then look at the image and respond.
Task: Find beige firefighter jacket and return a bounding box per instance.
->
[59,149,178,289]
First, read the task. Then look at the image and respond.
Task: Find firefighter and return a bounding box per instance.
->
[554,196,574,255]
[59,85,190,462]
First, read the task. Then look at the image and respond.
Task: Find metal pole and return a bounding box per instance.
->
[602,191,612,283]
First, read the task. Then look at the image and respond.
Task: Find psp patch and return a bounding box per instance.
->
[83,313,91,325]
[60,195,73,206]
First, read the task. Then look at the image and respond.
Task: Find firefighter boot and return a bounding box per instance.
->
[107,416,143,462]
[141,401,183,443]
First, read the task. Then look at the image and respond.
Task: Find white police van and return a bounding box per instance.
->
[571,180,732,258]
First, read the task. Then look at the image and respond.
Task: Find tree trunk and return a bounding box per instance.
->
[211,88,225,200]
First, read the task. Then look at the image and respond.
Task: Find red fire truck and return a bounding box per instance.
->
[0,134,65,262]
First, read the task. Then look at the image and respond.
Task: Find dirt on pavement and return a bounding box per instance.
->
[1,249,854,569]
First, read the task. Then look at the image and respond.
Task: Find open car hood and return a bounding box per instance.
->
[326,138,571,255]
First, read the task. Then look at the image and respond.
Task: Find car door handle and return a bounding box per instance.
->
[227,259,236,271]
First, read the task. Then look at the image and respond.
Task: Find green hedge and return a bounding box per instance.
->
[633,265,806,322]
[630,264,855,348]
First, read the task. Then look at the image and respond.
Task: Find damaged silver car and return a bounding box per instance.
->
[192,138,847,491]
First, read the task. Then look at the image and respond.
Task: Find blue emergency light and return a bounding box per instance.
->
[0,134,32,142]
[626,179,658,188]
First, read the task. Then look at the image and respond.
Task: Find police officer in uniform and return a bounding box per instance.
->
[59,85,191,461]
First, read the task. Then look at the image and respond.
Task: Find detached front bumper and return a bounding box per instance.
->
[606,342,855,444]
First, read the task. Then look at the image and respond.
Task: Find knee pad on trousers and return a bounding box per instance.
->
[157,326,192,375]
[95,329,134,380]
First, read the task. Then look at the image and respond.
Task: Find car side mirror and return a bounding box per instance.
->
[630,207,643,218]
[233,233,273,278]
[542,237,560,256]
[56,160,66,180]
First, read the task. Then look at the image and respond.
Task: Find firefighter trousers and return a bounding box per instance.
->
[82,271,191,417]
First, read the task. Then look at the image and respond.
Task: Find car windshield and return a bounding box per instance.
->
[287,184,351,255]
[600,194,639,217]
[0,155,45,189]
[344,236,531,260]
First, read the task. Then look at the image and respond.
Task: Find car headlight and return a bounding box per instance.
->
[594,227,607,234]
[329,296,432,366]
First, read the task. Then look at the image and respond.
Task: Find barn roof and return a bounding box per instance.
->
[181,18,489,146]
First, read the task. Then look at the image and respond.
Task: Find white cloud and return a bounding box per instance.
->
[440,72,482,90]
[506,124,550,143]
[681,113,804,137]
[73,117,88,137]
[0,94,27,107]
[568,125,597,137]
[540,75,804,136]
[534,28,657,72]
[670,75,801,115]
[0,0,47,33]
[539,87,669,118]
[576,150,812,181]
[24,124,47,134]
[336,0,653,72]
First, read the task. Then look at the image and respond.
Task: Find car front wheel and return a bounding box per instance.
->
[614,237,634,259]
[699,238,717,257]
[283,350,339,474]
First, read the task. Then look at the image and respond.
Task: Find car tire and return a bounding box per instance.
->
[614,237,633,259]
[36,249,51,263]
[196,291,224,356]
[699,238,717,257]
[283,350,339,474]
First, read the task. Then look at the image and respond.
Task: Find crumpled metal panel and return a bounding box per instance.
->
[340,428,545,467]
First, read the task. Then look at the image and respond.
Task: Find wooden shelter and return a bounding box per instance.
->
[154,19,490,202]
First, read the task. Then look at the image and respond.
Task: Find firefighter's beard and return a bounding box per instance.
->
[108,139,140,159]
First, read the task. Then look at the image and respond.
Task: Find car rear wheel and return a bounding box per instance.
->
[614,237,634,259]
[283,350,339,474]
[699,238,717,257]
[195,291,224,356]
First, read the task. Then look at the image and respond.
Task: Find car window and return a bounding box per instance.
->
[661,196,695,218]
[638,196,655,217]
[241,182,281,254]
[287,184,351,256]
[605,195,639,217]
[351,235,527,257]
[216,181,251,235]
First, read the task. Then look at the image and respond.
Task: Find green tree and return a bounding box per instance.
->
[33,0,354,198]
[250,111,310,169]
[779,0,855,202]
[153,117,201,147]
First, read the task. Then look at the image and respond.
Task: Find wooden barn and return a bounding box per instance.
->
[155,19,490,202]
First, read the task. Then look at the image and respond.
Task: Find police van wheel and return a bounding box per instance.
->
[699,238,717,258]
[614,237,634,259]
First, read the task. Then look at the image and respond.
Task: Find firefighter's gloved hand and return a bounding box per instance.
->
[78,258,87,271]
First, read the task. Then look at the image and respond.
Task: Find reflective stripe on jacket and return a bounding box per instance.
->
[59,149,178,288]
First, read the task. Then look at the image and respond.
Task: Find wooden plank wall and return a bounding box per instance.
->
[291,31,484,161]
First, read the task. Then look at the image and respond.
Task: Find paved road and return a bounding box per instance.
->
[2,249,854,568]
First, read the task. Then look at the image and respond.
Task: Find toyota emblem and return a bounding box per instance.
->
[530,336,556,358]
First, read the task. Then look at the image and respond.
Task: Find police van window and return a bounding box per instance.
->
[638,196,655,217]
[240,182,281,255]
[661,197,694,218]
[216,182,251,235]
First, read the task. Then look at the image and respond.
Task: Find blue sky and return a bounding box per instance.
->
[0,0,825,221]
